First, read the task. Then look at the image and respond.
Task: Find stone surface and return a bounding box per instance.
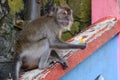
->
[0,1,15,79]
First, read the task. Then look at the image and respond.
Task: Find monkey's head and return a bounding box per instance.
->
[49,4,73,31]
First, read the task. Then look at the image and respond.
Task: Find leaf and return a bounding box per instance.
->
[8,0,24,15]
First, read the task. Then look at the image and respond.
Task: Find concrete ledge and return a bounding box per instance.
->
[20,16,120,80]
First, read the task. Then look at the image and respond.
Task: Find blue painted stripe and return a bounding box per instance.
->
[60,35,118,80]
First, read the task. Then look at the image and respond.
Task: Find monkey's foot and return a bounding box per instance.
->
[48,57,68,69]
[57,58,68,70]
[61,61,68,70]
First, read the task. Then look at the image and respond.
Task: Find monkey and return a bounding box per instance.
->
[12,4,86,80]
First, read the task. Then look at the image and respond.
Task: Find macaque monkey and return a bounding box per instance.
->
[12,4,86,80]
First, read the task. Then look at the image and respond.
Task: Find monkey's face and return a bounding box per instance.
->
[56,7,73,31]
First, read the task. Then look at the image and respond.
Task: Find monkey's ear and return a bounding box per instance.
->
[48,5,58,16]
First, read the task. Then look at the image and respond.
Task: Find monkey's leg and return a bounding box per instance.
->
[38,49,51,69]
[49,50,68,69]
[12,56,22,80]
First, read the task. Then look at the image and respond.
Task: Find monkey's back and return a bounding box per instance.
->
[15,15,60,70]
[15,15,54,54]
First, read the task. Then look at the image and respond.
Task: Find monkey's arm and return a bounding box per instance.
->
[50,39,86,49]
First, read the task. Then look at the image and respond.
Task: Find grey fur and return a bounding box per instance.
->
[12,5,86,80]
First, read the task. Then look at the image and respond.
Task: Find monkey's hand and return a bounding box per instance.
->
[79,43,87,50]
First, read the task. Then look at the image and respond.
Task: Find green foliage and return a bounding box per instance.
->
[8,0,24,15]
[61,32,72,41]
[69,0,91,21]
[54,0,66,5]
[43,0,66,6]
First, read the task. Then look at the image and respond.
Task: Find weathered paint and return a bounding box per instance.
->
[60,35,118,80]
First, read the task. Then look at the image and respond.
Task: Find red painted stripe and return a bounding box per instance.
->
[118,33,120,80]
[41,20,120,80]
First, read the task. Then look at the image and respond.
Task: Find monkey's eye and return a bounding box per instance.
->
[65,8,71,15]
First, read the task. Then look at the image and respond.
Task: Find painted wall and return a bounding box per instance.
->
[118,33,120,80]
[60,35,118,80]
[92,0,120,23]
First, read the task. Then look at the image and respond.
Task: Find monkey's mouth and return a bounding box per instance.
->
[62,21,69,26]
[58,20,73,26]
[59,20,73,31]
